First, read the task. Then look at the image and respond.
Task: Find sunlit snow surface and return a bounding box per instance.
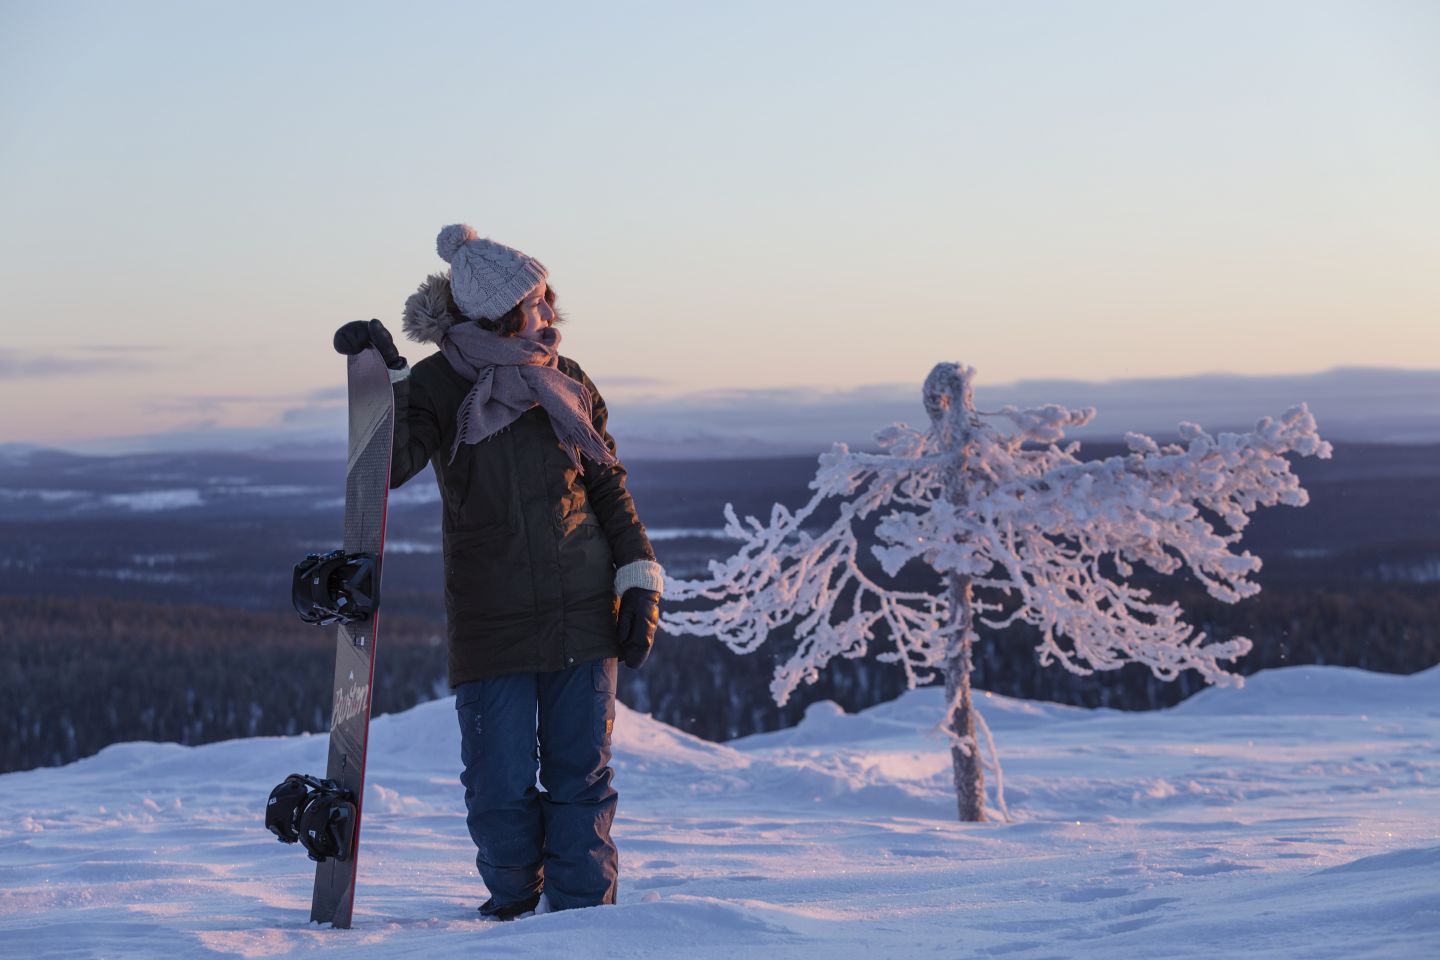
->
[1,666,1436,959]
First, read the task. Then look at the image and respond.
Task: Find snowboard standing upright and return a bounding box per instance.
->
[311,347,395,928]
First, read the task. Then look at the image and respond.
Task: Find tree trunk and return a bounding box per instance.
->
[924,362,986,822]
[943,573,986,822]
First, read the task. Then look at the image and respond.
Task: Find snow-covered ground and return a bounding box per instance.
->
[1,666,1436,959]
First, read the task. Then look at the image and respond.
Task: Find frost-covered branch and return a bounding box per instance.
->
[662,363,1332,703]
[665,424,952,704]
[877,398,1332,686]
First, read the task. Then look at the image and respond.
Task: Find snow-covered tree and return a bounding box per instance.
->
[662,363,1333,822]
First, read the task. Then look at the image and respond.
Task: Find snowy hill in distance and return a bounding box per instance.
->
[1,665,1436,958]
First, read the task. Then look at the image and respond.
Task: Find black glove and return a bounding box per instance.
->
[333,318,406,371]
[617,588,660,670]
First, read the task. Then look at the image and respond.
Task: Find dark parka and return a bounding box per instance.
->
[389,280,655,687]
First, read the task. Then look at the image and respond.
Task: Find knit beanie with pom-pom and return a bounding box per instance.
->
[436,224,548,322]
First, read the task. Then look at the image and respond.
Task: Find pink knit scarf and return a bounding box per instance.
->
[438,323,618,472]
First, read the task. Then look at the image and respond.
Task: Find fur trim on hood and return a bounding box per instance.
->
[402,273,460,345]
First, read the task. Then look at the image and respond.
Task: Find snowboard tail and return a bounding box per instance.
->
[309,348,395,929]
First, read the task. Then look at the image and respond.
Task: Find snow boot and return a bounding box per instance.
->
[478,892,541,922]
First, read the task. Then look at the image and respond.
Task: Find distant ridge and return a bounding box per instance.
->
[23,366,1440,459]
[612,365,1440,458]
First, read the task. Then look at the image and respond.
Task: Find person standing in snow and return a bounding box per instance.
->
[332,224,664,919]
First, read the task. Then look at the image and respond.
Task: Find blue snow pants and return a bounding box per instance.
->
[454,657,619,911]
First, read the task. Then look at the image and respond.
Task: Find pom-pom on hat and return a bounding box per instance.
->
[436,224,548,322]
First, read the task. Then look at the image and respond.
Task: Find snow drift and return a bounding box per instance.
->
[1,665,1436,959]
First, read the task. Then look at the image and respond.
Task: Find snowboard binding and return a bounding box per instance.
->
[292,549,378,626]
[265,773,357,863]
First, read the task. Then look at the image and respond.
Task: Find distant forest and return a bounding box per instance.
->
[3,578,1437,774]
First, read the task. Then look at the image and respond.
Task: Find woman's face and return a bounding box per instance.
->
[515,281,556,341]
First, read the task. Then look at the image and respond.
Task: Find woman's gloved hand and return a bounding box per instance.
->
[333,318,407,370]
[617,588,660,669]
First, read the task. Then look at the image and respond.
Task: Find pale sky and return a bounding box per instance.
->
[1,0,1437,445]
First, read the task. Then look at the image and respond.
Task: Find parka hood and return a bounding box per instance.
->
[402,272,460,345]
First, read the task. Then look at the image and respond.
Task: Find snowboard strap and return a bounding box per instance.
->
[265,774,314,843]
[264,773,357,862]
[298,790,357,863]
[291,550,378,626]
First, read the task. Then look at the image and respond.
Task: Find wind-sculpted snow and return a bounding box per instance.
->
[0,665,1435,958]
[1167,663,1440,718]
